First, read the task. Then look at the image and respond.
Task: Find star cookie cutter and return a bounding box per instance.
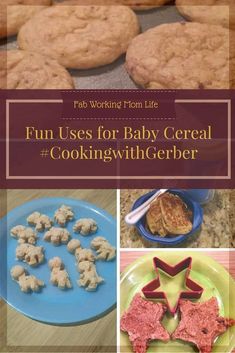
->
[142,256,203,315]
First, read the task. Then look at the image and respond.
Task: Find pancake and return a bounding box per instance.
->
[160,193,193,235]
[146,192,193,237]
[146,200,168,237]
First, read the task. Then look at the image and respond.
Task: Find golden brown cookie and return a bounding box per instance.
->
[0,0,52,38]
[176,0,235,29]
[126,22,232,89]
[0,50,74,89]
[18,5,139,69]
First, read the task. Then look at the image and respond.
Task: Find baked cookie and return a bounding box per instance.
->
[15,243,45,267]
[126,22,232,89]
[77,260,104,291]
[0,50,74,89]
[17,5,140,69]
[11,225,38,244]
[57,0,171,11]
[11,266,44,293]
[27,211,53,231]
[0,0,51,38]
[90,236,116,261]
[73,218,98,236]
[67,239,81,253]
[176,0,235,29]
[44,227,71,245]
[54,205,74,226]
[49,257,72,290]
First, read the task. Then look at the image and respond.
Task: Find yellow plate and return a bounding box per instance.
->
[120,251,235,353]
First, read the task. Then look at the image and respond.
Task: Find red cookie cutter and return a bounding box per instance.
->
[142,257,203,315]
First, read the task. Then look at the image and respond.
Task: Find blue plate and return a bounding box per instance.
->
[132,190,203,245]
[0,197,116,325]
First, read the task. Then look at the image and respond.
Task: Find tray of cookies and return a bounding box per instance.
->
[0,1,232,89]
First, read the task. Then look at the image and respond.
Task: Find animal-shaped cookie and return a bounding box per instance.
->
[48,257,72,289]
[91,236,116,261]
[73,218,98,236]
[77,260,104,291]
[16,243,45,266]
[44,227,70,245]
[11,225,37,244]
[54,205,74,226]
[27,211,53,231]
[11,265,44,293]
[67,239,81,254]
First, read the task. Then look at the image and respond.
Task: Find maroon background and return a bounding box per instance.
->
[0,90,234,188]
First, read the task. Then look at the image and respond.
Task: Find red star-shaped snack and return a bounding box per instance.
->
[172,297,235,353]
[120,294,170,353]
[142,257,203,314]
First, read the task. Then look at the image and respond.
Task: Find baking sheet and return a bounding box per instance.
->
[0,5,184,89]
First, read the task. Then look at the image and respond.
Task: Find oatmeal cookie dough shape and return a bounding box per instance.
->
[17,4,140,69]
[10,265,44,293]
[0,0,52,38]
[73,218,98,236]
[125,22,231,89]
[176,0,235,29]
[0,50,74,89]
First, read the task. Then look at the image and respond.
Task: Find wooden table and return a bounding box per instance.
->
[0,189,116,352]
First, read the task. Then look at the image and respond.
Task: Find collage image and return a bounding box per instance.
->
[0,0,235,353]
[0,189,234,353]
[0,0,233,89]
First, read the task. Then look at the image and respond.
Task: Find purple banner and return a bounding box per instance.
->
[0,90,234,188]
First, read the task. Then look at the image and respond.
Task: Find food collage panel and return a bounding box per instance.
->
[120,189,235,353]
[0,1,233,89]
[0,0,234,353]
[0,190,117,347]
